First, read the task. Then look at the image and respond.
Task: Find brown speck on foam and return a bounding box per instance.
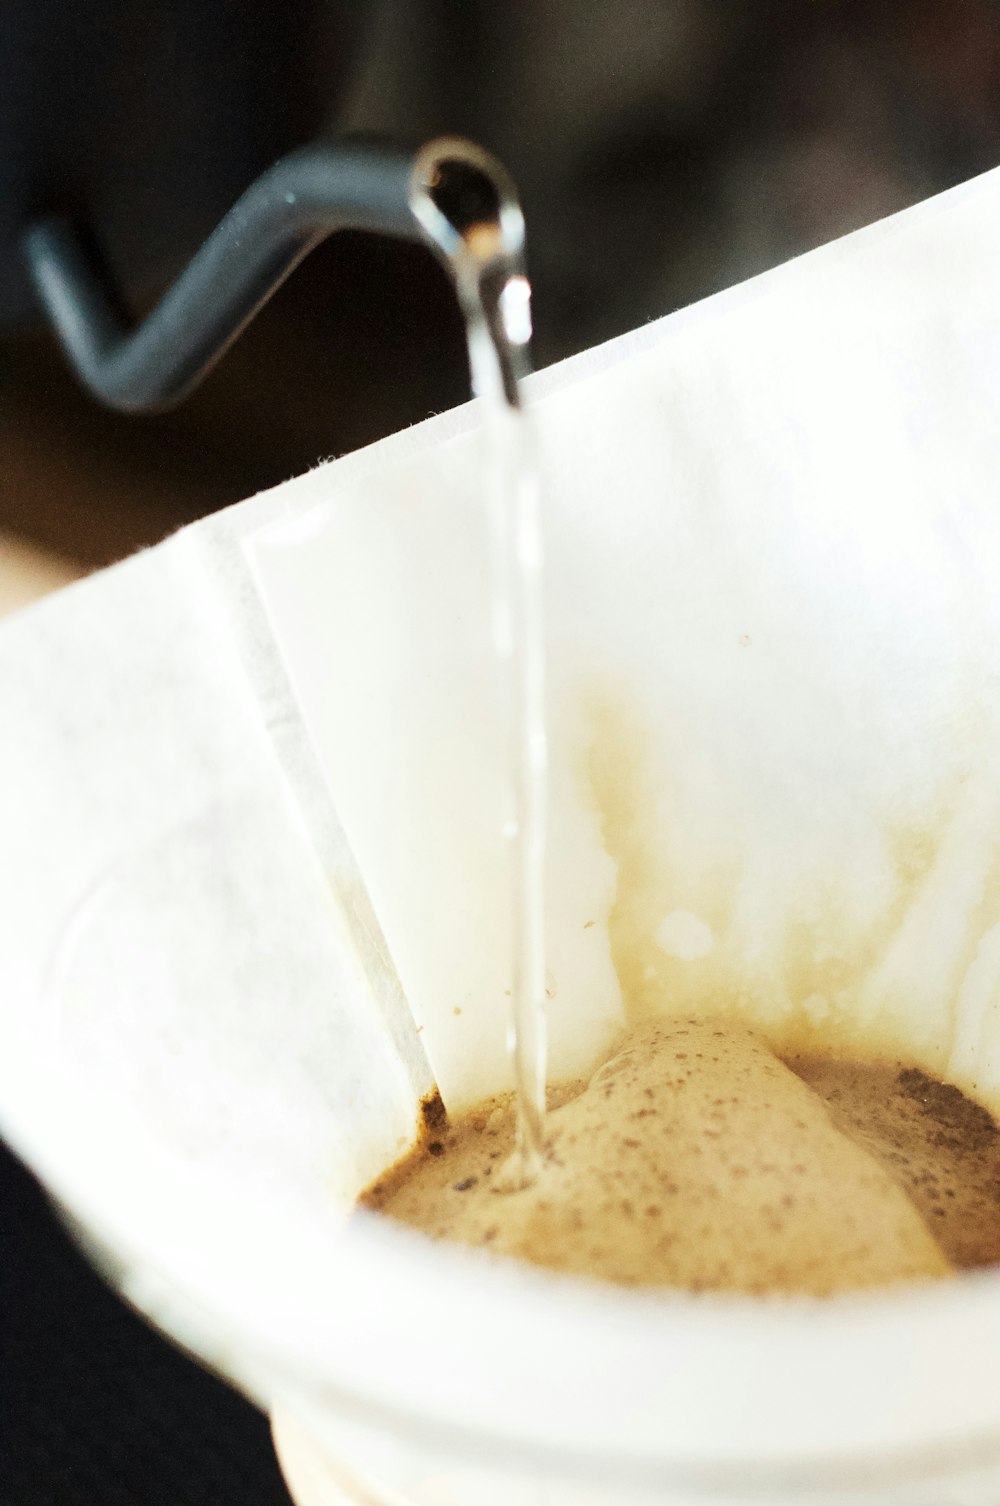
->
[420,1092,448,1135]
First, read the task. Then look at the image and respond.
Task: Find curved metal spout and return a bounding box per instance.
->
[22,137,512,414]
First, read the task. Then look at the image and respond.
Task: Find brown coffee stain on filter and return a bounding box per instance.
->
[844,773,1000,1112]
[581,685,664,1021]
[767,816,948,1073]
[581,683,738,1026]
[579,675,1000,1103]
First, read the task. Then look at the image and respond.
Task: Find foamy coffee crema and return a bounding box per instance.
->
[360,1019,1000,1295]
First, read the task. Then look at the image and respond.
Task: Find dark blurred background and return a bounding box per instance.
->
[3,3,1000,1503]
[3,0,1000,568]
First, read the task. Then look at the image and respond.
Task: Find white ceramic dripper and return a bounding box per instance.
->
[6,161,1000,1505]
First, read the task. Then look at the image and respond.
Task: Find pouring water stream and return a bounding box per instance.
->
[411,142,547,1186]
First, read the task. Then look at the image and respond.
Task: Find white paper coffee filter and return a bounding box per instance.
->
[5,165,1000,1496]
[249,163,1000,1113]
